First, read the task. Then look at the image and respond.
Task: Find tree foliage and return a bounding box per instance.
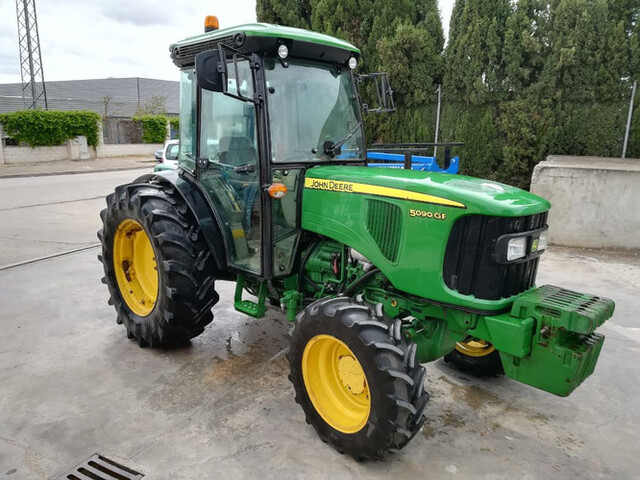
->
[540,0,629,103]
[168,116,180,138]
[0,110,101,147]
[256,0,311,28]
[444,0,511,105]
[259,0,445,146]
[444,0,638,186]
[258,0,640,186]
[134,95,168,116]
[133,115,168,144]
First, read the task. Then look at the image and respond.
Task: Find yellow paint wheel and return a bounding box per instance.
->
[112,219,158,317]
[302,334,371,434]
[454,339,496,358]
[445,336,504,376]
[288,297,429,459]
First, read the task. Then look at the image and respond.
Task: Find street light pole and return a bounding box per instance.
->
[622,80,637,159]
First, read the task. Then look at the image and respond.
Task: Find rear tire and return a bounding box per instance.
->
[288,297,429,460]
[98,180,219,347]
[444,338,504,376]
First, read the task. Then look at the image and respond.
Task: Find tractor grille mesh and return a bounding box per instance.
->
[443,212,548,300]
[174,36,234,66]
[366,199,402,262]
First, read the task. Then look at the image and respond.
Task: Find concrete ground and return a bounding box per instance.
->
[0,170,639,480]
[0,169,149,267]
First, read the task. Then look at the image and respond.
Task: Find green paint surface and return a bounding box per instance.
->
[171,23,360,55]
[301,165,550,311]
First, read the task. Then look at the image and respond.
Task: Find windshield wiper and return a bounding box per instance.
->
[323,122,362,157]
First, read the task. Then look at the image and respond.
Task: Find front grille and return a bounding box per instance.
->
[173,35,235,66]
[366,199,402,262]
[443,212,548,300]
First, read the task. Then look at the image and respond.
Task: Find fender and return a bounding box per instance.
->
[133,170,233,280]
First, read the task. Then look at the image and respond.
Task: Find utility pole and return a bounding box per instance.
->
[433,85,442,160]
[15,0,48,110]
[622,80,637,159]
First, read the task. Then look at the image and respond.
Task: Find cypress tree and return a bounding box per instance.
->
[503,0,549,96]
[256,0,312,29]
[497,0,552,187]
[376,1,444,107]
[442,0,510,180]
[541,0,629,103]
[444,0,511,105]
[310,0,374,69]
[311,0,444,144]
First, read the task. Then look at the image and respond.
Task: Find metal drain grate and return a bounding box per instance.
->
[56,454,144,480]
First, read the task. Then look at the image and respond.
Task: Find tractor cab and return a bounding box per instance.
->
[170,22,380,278]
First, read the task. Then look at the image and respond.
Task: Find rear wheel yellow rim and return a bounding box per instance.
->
[113,219,158,317]
[302,334,370,434]
[454,339,496,358]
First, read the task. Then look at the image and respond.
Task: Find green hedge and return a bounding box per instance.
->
[0,110,101,147]
[169,116,179,132]
[133,115,168,144]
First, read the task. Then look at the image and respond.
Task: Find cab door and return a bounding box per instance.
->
[196,57,262,274]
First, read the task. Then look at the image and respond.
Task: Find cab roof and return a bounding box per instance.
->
[170,23,360,68]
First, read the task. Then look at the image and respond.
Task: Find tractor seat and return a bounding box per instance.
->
[219,136,257,170]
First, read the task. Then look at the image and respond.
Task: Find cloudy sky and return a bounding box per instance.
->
[0,0,455,84]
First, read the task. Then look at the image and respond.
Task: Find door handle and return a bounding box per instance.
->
[233,163,256,174]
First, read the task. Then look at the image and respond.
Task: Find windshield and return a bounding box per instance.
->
[265,59,364,163]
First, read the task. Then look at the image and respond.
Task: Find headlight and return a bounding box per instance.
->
[495,226,549,264]
[507,237,527,261]
[277,44,289,59]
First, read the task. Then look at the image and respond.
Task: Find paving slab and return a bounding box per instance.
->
[0,246,638,480]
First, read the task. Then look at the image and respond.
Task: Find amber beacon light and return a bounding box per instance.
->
[204,16,219,32]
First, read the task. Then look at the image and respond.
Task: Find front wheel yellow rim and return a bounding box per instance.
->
[113,219,158,317]
[454,339,496,358]
[301,334,371,434]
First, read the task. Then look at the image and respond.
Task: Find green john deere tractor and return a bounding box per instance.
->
[98,20,615,460]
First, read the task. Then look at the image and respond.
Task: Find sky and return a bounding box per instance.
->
[0,0,455,84]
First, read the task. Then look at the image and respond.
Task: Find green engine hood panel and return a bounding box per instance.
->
[304,166,550,216]
[301,166,551,311]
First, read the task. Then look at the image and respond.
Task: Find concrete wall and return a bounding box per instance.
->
[531,155,640,250]
[96,143,162,158]
[0,138,161,164]
[1,137,96,165]
[3,145,71,164]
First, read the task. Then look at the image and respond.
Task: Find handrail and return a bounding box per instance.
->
[369,142,464,169]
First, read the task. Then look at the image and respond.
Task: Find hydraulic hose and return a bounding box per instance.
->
[343,267,381,297]
[297,239,322,291]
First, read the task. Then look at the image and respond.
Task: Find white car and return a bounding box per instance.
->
[155,140,179,167]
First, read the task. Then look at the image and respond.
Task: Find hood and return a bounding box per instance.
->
[305,165,550,217]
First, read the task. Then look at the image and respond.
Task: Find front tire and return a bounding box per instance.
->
[288,297,429,460]
[98,180,219,347]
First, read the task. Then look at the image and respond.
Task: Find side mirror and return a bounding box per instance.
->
[195,49,225,92]
[195,46,257,104]
[166,147,179,161]
[356,72,395,114]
